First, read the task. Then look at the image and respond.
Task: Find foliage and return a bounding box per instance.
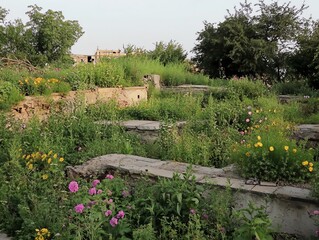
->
[0,80,23,109]
[233,202,273,240]
[192,0,310,83]
[0,5,83,66]
[148,40,187,66]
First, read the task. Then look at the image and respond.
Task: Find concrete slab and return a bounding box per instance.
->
[274,186,314,201]
[0,233,10,240]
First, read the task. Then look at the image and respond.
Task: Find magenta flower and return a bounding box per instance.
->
[117,210,125,219]
[245,118,250,123]
[88,187,97,195]
[92,179,100,187]
[190,209,196,215]
[74,204,85,213]
[110,217,118,227]
[107,198,113,204]
[97,189,103,194]
[68,181,79,193]
[105,210,112,217]
[106,174,114,179]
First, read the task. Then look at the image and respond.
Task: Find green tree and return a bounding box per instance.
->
[148,40,187,65]
[192,0,308,82]
[26,5,84,65]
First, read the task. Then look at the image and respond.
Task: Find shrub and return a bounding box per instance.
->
[229,78,268,100]
[0,80,23,109]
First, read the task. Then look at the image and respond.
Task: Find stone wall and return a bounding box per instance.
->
[10,86,147,122]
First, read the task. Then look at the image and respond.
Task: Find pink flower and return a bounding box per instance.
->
[97,189,103,194]
[122,190,130,198]
[74,204,85,213]
[202,213,209,220]
[105,210,112,217]
[117,210,125,219]
[239,131,245,135]
[190,209,196,215]
[106,174,114,179]
[248,111,252,115]
[92,179,100,187]
[88,187,97,195]
[110,217,118,227]
[245,118,250,123]
[108,198,113,204]
[313,210,319,215]
[68,181,79,193]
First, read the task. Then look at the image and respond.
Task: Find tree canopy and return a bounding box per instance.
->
[192,0,318,86]
[0,5,83,66]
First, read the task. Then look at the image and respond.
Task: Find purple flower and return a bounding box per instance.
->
[106,174,114,179]
[97,189,103,194]
[122,190,130,198]
[88,187,97,195]
[190,209,196,215]
[110,217,118,227]
[117,210,125,219]
[74,204,85,213]
[68,181,79,193]
[92,179,100,187]
[105,210,112,217]
[202,213,209,220]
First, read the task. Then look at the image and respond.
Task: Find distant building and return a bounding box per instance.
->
[71,49,126,65]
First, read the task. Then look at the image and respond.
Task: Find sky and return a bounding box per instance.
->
[1,0,319,57]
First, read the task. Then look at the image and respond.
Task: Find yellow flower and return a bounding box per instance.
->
[284,146,289,151]
[256,110,260,113]
[40,228,49,234]
[59,157,64,162]
[257,136,261,141]
[47,158,52,164]
[42,154,47,159]
[42,174,48,180]
[269,146,274,152]
[48,150,53,156]
[309,162,314,167]
[309,167,314,172]
[302,161,309,166]
[257,142,263,147]
[26,155,30,160]
[245,152,251,157]
[28,163,33,170]
[254,143,258,148]
[53,153,58,159]
[246,144,251,148]
[292,149,297,153]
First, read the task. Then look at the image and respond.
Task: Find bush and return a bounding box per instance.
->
[229,78,268,100]
[0,80,23,109]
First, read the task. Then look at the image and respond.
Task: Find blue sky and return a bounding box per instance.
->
[1,0,319,56]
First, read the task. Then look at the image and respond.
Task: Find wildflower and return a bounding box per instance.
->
[87,201,97,208]
[293,149,297,153]
[257,142,263,147]
[92,179,100,187]
[42,174,48,180]
[107,190,113,196]
[68,181,79,193]
[117,210,125,219]
[302,161,309,166]
[88,187,97,195]
[284,146,289,151]
[97,189,103,194]
[74,204,85,213]
[269,146,274,152]
[48,150,53,156]
[190,209,196,215]
[40,228,49,234]
[239,131,244,135]
[256,109,260,113]
[28,163,33,170]
[106,174,114,179]
[110,217,118,227]
[254,143,258,148]
[47,158,52,164]
[53,153,58,159]
[59,157,64,162]
[202,213,209,220]
[257,136,261,141]
[248,111,252,115]
[245,152,250,157]
[245,118,250,123]
[313,210,319,215]
[309,162,314,167]
[105,210,112,217]
[122,190,130,198]
[246,144,251,148]
[309,167,314,172]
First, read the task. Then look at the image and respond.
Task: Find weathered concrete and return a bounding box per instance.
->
[10,86,147,122]
[163,85,220,93]
[66,154,319,238]
[278,95,303,104]
[294,124,319,146]
[0,233,10,240]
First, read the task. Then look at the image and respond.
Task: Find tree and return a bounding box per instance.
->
[0,5,84,66]
[192,0,309,82]
[148,40,187,65]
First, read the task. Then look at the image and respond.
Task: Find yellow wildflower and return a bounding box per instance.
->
[269,146,274,152]
[41,228,49,234]
[254,143,258,148]
[309,162,314,167]
[292,149,297,153]
[48,150,53,156]
[42,174,48,180]
[53,153,58,159]
[47,158,52,164]
[309,167,314,172]
[59,157,64,162]
[257,142,263,147]
[257,136,261,141]
[246,144,251,148]
[302,161,309,166]
[256,110,260,113]
[284,146,289,151]
[26,155,30,160]
[28,163,33,170]
[245,152,251,157]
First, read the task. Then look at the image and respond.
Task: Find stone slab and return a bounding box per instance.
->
[274,186,315,201]
[0,233,10,240]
